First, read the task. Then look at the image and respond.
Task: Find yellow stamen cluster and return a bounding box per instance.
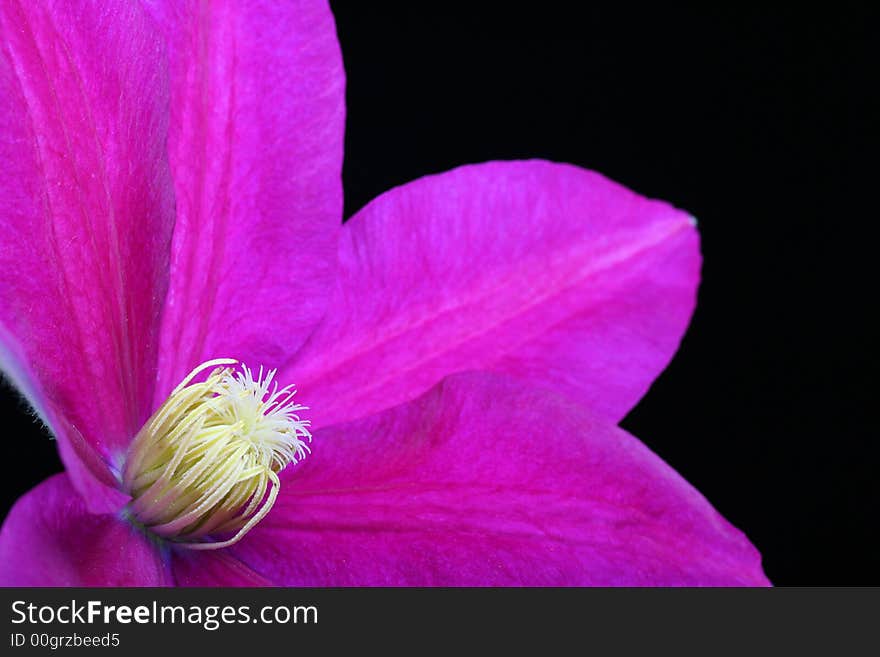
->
[122,358,310,550]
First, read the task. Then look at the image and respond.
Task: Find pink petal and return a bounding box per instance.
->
[231,372,768,586]
[147,0,346,401]
[286,160,700,429]
[0,474,170,586]
[0,325,126,514]
[172,550,273,587]
[0,1,175,475]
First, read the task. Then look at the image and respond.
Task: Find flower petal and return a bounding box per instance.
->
[171,550,273,587]
[146,0,346,401]
[0,324,126,514]
[0,1,175,470]
[231,372,768,586]
[0,474,170,586]
[287,160,700,429]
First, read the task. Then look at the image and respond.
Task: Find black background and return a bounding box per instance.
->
[1,4,874,585]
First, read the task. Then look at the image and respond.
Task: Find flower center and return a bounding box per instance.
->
[121,358,310,550]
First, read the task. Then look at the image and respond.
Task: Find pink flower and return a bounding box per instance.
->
[0,0,768,586]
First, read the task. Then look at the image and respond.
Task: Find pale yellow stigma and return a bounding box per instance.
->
[122,358,311,550]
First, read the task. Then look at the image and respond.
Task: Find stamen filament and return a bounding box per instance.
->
[122,359,310,549]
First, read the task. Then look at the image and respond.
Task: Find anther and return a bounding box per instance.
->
[122,359,310,549]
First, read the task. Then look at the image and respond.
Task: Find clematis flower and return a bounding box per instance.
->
[0,0,769,586]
